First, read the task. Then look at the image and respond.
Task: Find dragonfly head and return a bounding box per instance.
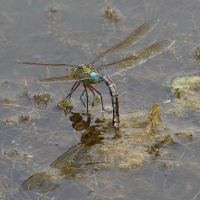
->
[70,67,77,73]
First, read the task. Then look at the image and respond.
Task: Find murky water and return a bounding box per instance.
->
[1,0,200,199]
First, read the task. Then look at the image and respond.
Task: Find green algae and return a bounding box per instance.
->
[166,75,200,117]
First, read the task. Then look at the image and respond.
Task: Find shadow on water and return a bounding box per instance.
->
[19,144,92,193]
[19,112,107,194]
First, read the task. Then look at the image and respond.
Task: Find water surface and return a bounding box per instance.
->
[0,0,200,199]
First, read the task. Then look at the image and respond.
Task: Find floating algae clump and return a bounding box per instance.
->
[171,75,200,91]
[166,75,200,116]
[91,103,171,169]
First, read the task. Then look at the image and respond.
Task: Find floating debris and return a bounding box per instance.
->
[194,43,200,58]
[105,6,118,22]
[21,114,30,122]
[162,99,171,103]
[162,162,170,168]
[33,55,41,60]
[57,98,71,108]
[5,117,17,125]
[147,134,176,155]
[6,149,19,157]
[175,88,180,99]
[0,95,18,104]
[57,98,72,116]
[0,97,11,103]
[175,132,192,139]
[99,5,124,22]
[34,92,50,106]
[21,154,33,159]
[48,6,58,13]
[45,4,59,14]
[144,103,163,135]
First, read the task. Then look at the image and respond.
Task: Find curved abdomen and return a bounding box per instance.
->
[102,75,119,128]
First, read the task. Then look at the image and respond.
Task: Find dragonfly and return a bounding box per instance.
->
[18,19,175,129]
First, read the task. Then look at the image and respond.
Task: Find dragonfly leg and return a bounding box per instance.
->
[84,84,96,107]
[86,84,106,111]
[83,84,89,113]
[71,81,79,92]
[80,86,95,99]
[86,85,95,97]
[65,81,80,99]
[80,84,96,107]
[80,90,87,108]
[80,90,85,99]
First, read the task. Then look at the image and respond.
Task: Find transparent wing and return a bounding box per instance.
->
[90,19,159,66]
[37,70,93,83]
[17,62,76,67]
[38,40,175,82]
[96,40,175,77]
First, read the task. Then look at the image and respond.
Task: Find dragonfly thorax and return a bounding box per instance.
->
[70,64,93,74]
[69,63,100,84]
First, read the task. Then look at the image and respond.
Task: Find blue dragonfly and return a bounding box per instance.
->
[18,19,175,129]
